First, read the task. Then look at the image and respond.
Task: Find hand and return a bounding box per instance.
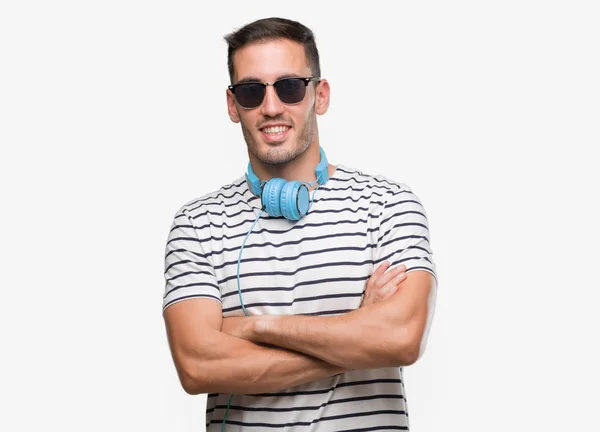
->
[360,261,406,307]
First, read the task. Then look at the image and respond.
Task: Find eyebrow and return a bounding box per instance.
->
[235,73,303,85]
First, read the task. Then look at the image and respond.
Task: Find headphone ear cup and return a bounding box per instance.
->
[280,181,309,221]
[297,184,310,216]
[262,178,286,217]
[280,181,299,221]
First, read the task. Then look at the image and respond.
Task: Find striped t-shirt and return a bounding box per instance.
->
[163,164,438,431]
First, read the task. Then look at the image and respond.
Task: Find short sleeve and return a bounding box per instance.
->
[373,183,438,360]
[162,207,222,313]
[374,184,437,283]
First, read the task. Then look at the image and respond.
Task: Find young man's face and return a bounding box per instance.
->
[226,38,329,166]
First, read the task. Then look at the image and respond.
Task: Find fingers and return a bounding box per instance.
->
[371,261,404,286]
[378,264,407,288]
[386,270,407,294]
[373,261,391,277]
[362,262,408,307]
[366,261,390,290]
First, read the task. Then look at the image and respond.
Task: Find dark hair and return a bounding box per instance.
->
[224,17,321,83]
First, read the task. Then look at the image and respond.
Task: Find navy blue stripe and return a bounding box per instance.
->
[250,378,403,397]
[379,209,427,227]
[404,266,437,280]
[374,236,429,260]
[379,222,429,243]
[406,265,435,272]
[325,189,387,198]
[214,394,404,413]
[305,308,354,316]
[378,253,433,268]
[335,167,404,188]
[222,292,362,313]
[166,231,367,257]
[219,258,374,287]
[165,236,198,246]
[189,185,245,203]
[164,256,212,274]
[166,269,214,282]
[163,281,220,299]
[189,195,255,210]
[188,205,255,221]
[166,242,430,276]
[224,275,369,296]
[162,293,221,310]
[165,244,380,274]
[184,179,246,206]
[171,218,371,243]
[221,281,367,313]
[171,218,247,232]
[306,206,378,217]
[329,176,372,185]
[188,190,247,210]
[220,180,245,190]
[215,245,375,269]
[313,409,408,421]
[313,196,384,205]
[384,198,423,211]
[210,409,407,428]
[381,236,430,250]
[187,204,377,221]
[319,183,411,196]
[187,194,381,211]
[173,214,380,234]
[166,245,377,272]
[339,426,408,431]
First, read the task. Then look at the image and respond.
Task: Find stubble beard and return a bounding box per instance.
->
[242,105,316,166]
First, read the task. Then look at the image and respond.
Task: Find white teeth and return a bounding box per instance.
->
[262,126,289,134]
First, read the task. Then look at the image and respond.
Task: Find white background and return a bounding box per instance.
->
[1,1,599,431]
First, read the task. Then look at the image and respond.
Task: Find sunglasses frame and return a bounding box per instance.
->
[228,77,321,109]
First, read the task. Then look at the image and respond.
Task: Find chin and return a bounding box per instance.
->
[254,139,303,166]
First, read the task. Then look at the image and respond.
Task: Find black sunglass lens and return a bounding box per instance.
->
[235,84,265,108]
[275,78,307,104]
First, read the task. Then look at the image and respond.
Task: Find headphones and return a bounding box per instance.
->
[245,146,330,220]
[222,147,330,429]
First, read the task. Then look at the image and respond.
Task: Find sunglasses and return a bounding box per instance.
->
[228,77,320,109]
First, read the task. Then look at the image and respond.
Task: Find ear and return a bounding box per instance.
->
[314,79,330,115]
[226,89,241,123]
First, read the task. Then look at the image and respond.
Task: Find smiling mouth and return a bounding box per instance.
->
[260,125,291,142]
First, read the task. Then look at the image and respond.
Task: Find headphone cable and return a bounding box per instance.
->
[220,183,321,431]
[221,207,263,431]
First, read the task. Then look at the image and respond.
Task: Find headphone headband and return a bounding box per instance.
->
[245,146,329,196]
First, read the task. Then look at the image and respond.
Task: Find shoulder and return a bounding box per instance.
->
[333,164,416,197]
[173,175,250,220]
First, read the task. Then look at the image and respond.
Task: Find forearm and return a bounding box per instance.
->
[218,271,433,372]
[248,303,413,369]
[182,329,345,395]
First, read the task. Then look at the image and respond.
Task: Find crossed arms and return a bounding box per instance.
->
[163,266,436,395]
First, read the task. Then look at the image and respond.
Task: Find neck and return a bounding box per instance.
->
[249,142,326,190]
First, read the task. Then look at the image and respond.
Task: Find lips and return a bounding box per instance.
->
[259,125,291,142]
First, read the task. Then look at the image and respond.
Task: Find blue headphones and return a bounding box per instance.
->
[221,147,330,429]
[245,146,329,220]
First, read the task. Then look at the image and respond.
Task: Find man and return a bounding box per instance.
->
[162,17,438,431]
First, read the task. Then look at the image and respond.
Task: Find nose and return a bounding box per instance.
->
[260,84,285,117]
